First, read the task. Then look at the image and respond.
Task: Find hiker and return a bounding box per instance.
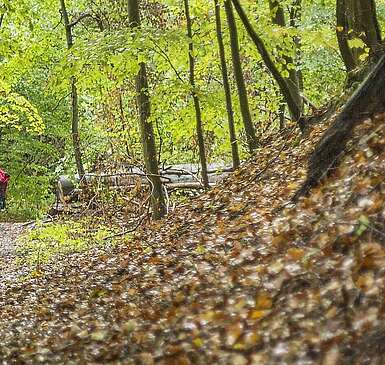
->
[0,168,10,210]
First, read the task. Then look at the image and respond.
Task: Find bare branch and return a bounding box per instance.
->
[68,13,92,28]
[49,92,71,113]
[149,37,185,84]
[68,12,103,30]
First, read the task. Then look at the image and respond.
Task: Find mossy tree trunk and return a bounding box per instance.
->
[60,0,85,182]
[224,0,258,152]
[359,0,382,49]
[336,0,382,76]
[128,0,166,219]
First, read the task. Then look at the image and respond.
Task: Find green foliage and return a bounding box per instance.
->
[0,81,44,134]
[0,79,52,219]
[17,219,119,267]
[2,173,53,221]
[1,0,383,219]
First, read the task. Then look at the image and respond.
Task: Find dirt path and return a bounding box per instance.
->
[0,223,29,289]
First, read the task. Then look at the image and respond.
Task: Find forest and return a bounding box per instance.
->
[1,0,385,363]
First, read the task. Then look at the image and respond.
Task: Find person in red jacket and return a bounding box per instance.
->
[0,169,10,210]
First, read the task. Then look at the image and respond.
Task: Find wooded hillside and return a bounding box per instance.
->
[0,0,385,364]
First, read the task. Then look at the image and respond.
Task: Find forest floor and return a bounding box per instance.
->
[1,113,385,364]
[0,223,29,291]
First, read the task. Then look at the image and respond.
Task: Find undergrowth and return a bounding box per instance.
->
[16,218,124,271]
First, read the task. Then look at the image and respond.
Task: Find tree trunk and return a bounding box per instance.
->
[70,81,85,180]
[231,0,303,129]
[183,0,210,189]
[269,0,303,112]
[295,54,385,200]
[336,0,382,76]
[269,0,285,25]
[289,0,304,94]
[128,0,166,219]
[60,0,85,181]
[350,0,365,63]
[224,0,258,152]
[214,0,240,168]
[357,0,382,50]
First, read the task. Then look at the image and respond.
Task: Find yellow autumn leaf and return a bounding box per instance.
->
[31,269,43,278]
[193,337,203,348]
[272,233,288,248]
[355,272,374,292]
[287,182,299,190]
[228,203,245,213]
[91,330,108,341]
[249,309,269,320]
[286,247,305,261]
[226,322,243,346]
[243,331,262,347]
[196,245,206,254]
[255,292,273,309]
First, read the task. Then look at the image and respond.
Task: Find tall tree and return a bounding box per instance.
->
[231,0,304,129]
[60,0,85,181]
[214,0,240,168]
[183,0,209,188]
[336,0,382,75]
[224,0,258,152]
[288,0,304,93]
[128,0,166,219]
[352,0,381,52]
[268,0,300,95]
[336,0,357,73]
[268,0,303,128]
[359,0,382,49]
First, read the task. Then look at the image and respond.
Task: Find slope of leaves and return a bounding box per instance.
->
[1,114,385,364]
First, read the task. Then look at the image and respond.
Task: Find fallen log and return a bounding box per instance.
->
[294,54,385,200]
[84,182,216,191]
[166,182,216,189]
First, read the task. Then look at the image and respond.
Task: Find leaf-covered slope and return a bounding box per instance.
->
[1,115,385,364]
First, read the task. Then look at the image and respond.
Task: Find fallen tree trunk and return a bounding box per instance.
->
[99,182,216,190]
[294,54,385,200]
[73,182,216,193]
[162,167,234,176]
[166,182,216,190]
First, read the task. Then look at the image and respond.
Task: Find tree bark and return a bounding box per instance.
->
[231,0,303,128]
[357,0,382,50]
[214,0,240,168]
[269,0,285,25]
[336,0,382,76]
[0,13,5,29]
[224,0,258,152]
[60,0,86,181]
[295,54,385,200]
[128,0,166,219]
[183,0,210,189]
[289,0,304,94]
